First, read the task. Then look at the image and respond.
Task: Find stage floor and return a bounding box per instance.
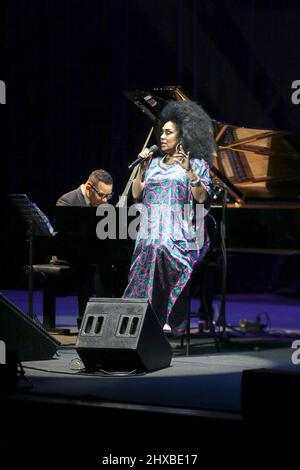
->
[1,337,298,465]
[1,288,300,415]
[1,320,299,464]
[19,336,298,414]
[1,289,300,464]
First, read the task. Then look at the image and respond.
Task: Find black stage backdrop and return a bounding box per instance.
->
[2,0,300,289]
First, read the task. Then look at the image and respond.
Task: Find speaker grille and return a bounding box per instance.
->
[82,314,105,336]
[117,315,141,337]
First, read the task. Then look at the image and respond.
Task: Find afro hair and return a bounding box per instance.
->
[156,100,216,166]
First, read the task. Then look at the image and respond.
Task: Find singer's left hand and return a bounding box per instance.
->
[173,143,191,171]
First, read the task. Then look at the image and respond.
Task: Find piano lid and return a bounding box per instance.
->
[124,87,300,204]
[123,86,191,123]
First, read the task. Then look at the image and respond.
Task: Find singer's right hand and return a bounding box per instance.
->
[138,148,154,172]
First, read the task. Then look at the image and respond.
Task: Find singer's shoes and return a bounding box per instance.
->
[163,323,171,333]
[171,319,187,338]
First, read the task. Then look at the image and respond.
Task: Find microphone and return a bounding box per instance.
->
[128,145,159,170]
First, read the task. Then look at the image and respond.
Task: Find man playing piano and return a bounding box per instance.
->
[57,169,113,207]
[56,169,114,328]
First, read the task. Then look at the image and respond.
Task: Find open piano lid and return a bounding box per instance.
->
[124,86,300,205]
[124,86,191,123]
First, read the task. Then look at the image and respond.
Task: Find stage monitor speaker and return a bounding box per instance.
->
[76,298,172,373]
[241,368,300,422]
[0,292,59,362]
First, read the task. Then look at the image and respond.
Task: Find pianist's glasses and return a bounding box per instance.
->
[89,183,114,200]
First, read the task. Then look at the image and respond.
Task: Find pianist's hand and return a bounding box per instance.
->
[173,143,191,171]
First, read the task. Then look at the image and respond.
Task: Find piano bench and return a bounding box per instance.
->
[29,263,78,329]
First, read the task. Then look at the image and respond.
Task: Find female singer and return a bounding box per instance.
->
[123,100,215,334]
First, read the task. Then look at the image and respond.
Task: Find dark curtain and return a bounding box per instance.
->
[2,0,300,287]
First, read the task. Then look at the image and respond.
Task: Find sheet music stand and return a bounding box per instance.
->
[8,194,56,320]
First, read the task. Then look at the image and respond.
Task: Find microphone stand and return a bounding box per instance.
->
[116,126,154,209]
[216,184,229,343]
[214,183,243,345]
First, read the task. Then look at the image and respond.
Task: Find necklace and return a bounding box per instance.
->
[159,155,175,169]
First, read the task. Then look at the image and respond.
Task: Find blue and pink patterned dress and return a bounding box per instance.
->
[123,156,212,329]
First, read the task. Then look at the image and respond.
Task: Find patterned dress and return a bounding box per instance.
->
[123,156,212,330]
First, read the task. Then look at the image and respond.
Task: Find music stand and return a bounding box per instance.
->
[8,194,56,320]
